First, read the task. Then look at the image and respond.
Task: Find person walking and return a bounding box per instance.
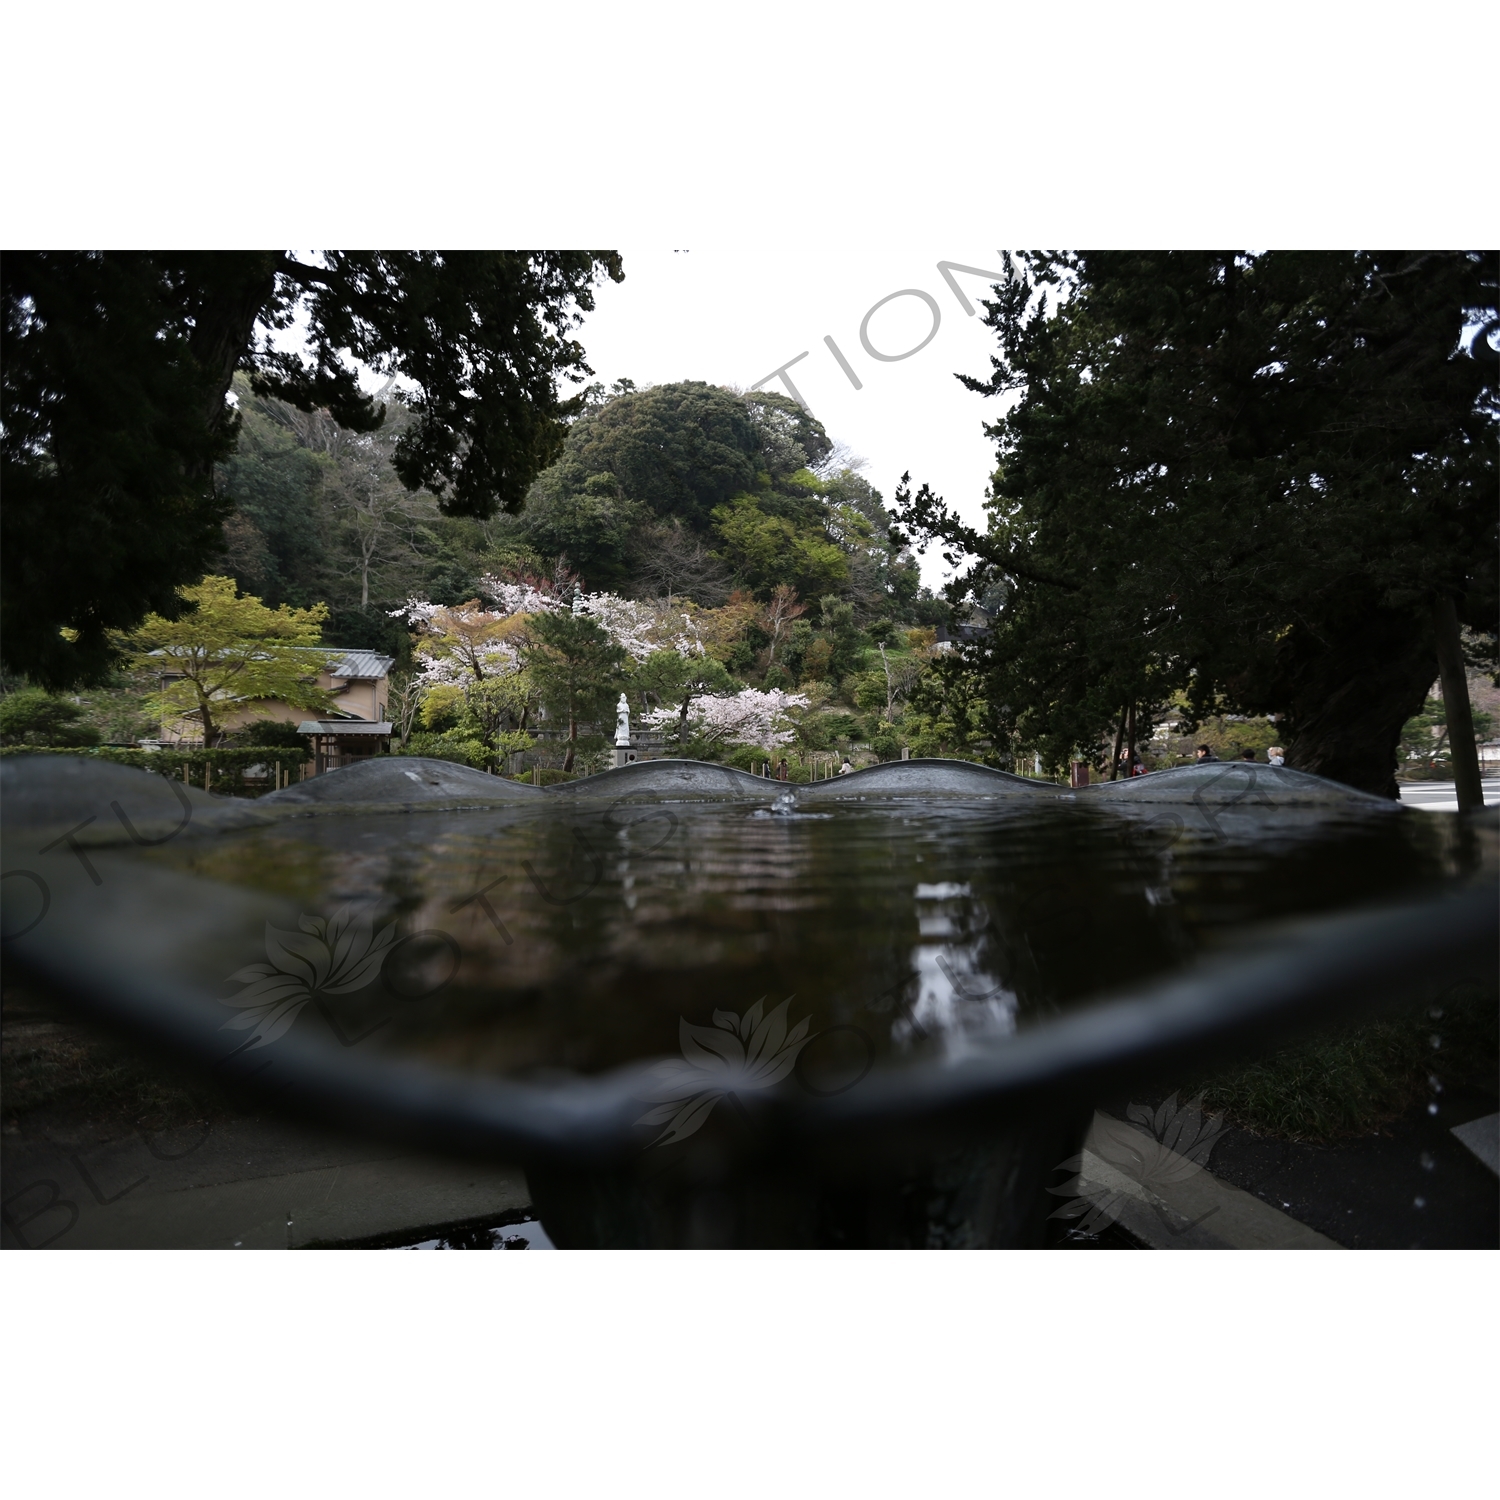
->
[775,759,789,781]
[1194,745,1218,764]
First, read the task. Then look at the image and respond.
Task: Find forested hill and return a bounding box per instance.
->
[215,375,944,658]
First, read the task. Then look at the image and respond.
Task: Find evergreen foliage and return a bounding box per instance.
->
[522,611,629,772]
[894,251,1498,793]
[3,250,622,687]
[0,688,102,747]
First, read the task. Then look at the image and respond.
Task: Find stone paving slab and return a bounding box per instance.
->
[1073,1112,1342,1250]
[1,1114,530,1250]
[1450,1112,1499,1176]
[1091,1075,1500,1249]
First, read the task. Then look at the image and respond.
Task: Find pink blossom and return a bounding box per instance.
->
[644,687,809,749]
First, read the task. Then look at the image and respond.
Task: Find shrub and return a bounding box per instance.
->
[0,688,101,747]
[851,672,889,715]
[800,638,832,681]
[419,684,466,732]
[0,744,306,796]
[400,730,490,769]
[723,744,775,773]
[233,718,311,749]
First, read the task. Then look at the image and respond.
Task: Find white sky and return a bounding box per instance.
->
[571,249,1014,589]
[273,249,1497,596]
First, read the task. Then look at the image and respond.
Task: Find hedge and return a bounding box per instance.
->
[0,745,310,797]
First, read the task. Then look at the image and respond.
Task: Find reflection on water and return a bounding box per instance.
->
[901,881,1018,1059]
[148,797,1483,1083]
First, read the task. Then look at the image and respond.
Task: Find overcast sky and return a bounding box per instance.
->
[275,248,1014,590]
[286,248,1497,596]
[572,248,1015,589]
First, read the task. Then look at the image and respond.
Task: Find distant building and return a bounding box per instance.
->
[933,622,991,652]
[933,603,994,653]
[157,650,395,760]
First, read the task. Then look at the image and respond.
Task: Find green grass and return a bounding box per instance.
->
[3,992,232,1132]
[1185,981,1498,1142]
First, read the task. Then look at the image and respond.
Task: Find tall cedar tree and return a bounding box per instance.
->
[894,251,1498,797]
[522,611,628,772]
[2,251,623,688]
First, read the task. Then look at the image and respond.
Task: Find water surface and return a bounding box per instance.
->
[146,796,1478,1083]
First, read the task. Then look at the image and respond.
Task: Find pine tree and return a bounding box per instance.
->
[522,612,627,772]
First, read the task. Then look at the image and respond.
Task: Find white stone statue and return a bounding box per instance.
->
[615,692,631,746]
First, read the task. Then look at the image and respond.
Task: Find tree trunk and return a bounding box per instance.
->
[1125,701,1136,771]
[184,254,285,478]
[1110,703,1128,780]
[563,717,577,773]
[1432,595,1484,813]
[196,690,218,749]
[1273,605,1436,798]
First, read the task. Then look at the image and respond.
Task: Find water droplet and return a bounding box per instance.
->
[1428,1075,1444,1094]
[1428,1103,1439,1115]
[1429,1006,1444,1020]
[1419,1151,1435,1171]
[1413,1196,1426,1209]
[1429,1034,1442,1050]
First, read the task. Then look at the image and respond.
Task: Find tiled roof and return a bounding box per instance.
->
[327,651,395,680]
[297,720,395,734]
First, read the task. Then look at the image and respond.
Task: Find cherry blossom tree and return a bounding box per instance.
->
[473,577,706,663]
[645,687,809,750]
[477,576,565,617]
[391,598,523,685]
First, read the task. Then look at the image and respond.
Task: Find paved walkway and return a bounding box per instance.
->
[1398,779,1500,812]
[2,1112,530,1250]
